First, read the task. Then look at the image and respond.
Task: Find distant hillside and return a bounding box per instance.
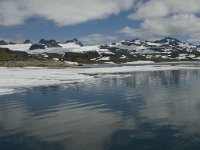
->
[0,48,29,61]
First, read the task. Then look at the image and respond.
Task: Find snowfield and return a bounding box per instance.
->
[27,45,111,55]
[1,64,200,96]
[0,44,32,51]
[0,43,102,54]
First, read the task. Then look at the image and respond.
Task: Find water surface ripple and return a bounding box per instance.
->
[1,69,200,150]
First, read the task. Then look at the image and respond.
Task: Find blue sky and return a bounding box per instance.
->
[0,0,200,45]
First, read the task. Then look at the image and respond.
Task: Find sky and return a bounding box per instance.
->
[0,0,200,45]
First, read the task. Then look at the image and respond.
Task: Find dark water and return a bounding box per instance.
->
[1,69,200,150]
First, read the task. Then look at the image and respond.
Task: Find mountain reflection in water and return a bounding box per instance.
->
[1,70,200,150]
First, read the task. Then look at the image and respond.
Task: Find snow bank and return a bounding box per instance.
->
[65,61,79,65]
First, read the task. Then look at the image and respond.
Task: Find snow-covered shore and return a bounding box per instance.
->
[1,64,200,96]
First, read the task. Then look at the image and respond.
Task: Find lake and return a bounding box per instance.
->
[1,67,200,150]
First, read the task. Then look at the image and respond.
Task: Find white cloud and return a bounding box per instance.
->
[120,0,200,43]
[119,26,141,37]
[129,0,200,20]
[187,33,200,44]
[0,0,134,26]
[121,14,200,40]
[80,33,117,45]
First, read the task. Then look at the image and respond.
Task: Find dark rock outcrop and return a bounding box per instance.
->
[63,51,100,63]
[29,44,45,50]
[0,40,7,45]
[9,42,16,45]
[24,40,32,44]
[39,39,61,48]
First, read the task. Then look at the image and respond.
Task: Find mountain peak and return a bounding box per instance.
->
[38,39,61,48]
[23,40,32,44]
[155,37,181,44]
[0,40,7,45]
[65,38,83,46]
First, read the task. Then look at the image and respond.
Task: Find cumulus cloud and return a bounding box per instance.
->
[128,0,200,20]
[0,0,134,26]
[119,26,142,38]
[121,14,200,38]
[121,0,200,43]
[80,33,117,45]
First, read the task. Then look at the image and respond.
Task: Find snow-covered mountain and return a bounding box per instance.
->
[23,40,32,44]
[105,37,200,54]
[29,39,62,50]
[1,37,200,63]
[64,38,83,46]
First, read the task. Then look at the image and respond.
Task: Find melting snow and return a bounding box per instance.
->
[1,64,200,96]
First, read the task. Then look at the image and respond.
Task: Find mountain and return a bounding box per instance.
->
[0,40,7,45]
[38,39,61,48]
[104,37,200,55]
[65,38,83,46]
[155,37,181,45]
[29,39,62,50]
[29,38,83,50]
[24,40,32,44]
[1,37,200,63]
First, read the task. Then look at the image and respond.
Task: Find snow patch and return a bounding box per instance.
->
[98,57,110,61]
[120,55,127,59]
[42,54,49,58]
[65,61,79,65]
[53,58,59,61]
[124,61,155,64]
[146,42,161,46]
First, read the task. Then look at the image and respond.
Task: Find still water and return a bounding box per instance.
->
[1,69,200,150]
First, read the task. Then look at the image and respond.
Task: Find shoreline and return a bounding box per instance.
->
[1,64,200,96]
[0,60,200,68]
[0,60,76,68]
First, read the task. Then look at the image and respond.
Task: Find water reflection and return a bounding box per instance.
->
[1,69,200,150]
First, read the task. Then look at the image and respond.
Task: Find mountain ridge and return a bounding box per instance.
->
[1,37,200,64]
